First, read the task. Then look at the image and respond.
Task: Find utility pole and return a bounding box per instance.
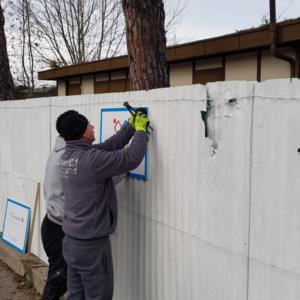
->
[269,0,276,24]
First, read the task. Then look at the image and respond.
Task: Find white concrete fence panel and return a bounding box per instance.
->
[249,80,300,300]
[0,79,299,299]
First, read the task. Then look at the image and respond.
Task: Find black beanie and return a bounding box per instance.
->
[60,112,88,141]
[56,110,78,136]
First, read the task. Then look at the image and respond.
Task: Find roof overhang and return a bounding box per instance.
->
[38,18,300,81]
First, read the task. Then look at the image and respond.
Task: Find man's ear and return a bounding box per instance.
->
[81,126,89,139]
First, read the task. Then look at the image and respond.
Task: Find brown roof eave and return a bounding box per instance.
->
[38,18,300,81]
[38,55,129,80]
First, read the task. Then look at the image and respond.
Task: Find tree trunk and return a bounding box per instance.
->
[122,0,169,90]
[0,4,14,100]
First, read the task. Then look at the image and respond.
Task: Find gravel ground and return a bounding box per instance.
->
[0,259,41,300]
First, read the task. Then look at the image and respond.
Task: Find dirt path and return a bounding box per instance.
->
[0,259,41,300]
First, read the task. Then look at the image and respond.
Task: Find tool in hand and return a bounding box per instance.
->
[123,101,153,134]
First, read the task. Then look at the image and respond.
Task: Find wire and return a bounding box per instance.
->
[278,0,295,20]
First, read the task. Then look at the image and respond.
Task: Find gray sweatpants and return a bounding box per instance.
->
[63,235,114,300]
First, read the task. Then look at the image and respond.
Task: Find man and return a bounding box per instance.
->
[59,110,149,300]
[41,110,77,300]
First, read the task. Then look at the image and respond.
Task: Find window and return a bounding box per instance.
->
[67,77,81,95]
[110,70,127,93]
[94,72,109,94]
[94,70,130,94]
[194,58,224,84]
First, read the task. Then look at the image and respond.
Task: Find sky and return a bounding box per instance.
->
[176,0,300,42]
[3,0,300,87]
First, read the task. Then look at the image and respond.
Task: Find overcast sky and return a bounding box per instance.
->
[176,0,300,42]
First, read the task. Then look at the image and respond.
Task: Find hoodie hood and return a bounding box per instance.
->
[53,135,66,152]
[44,135,66,225]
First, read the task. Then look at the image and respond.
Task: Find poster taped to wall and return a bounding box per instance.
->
[100,107,148,180]
[2,199,30,253]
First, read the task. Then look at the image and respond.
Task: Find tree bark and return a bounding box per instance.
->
[122,0,169,90]
[0,4,14,100]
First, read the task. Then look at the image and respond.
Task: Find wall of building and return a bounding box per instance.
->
[81,75,94,95]
[57,47,298,96]
[225,52,257,81]
[169,61,193,86]
[57,80,66,96]
[1,80,300,299]
[261,48,295,81]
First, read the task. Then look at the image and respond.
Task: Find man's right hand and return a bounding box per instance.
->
[135,112,149,132]
[128,115,135,130]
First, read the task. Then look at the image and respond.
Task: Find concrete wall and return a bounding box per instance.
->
[1,80,300,299]
[249,80,300,300]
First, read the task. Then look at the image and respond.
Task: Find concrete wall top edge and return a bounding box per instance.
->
[255,78,300,99]
[0,97,51,109]
[49,84,208,108]
[206,81,256,102]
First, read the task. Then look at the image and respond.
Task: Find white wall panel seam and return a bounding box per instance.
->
[246,85,255,300]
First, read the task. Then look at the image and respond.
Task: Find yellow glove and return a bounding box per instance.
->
[128,115,135,130]
[135,112,149,132]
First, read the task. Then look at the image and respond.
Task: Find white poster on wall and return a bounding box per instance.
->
[2,199,30,253]
[100,107,148,180]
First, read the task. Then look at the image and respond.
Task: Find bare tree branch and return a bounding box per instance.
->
[5,0,185,91]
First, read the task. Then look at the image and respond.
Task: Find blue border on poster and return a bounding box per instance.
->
[1,199,31,254]
[100,107,148,181]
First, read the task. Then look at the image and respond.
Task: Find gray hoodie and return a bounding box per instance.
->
[60,123,147,239]
[44,136,66,226]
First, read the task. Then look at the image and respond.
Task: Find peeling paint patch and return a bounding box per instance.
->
[201,88,218,153]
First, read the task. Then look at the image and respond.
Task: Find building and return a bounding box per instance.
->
[38,18,300,96]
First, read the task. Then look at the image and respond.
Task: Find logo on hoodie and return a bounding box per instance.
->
[60,158,79,175]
